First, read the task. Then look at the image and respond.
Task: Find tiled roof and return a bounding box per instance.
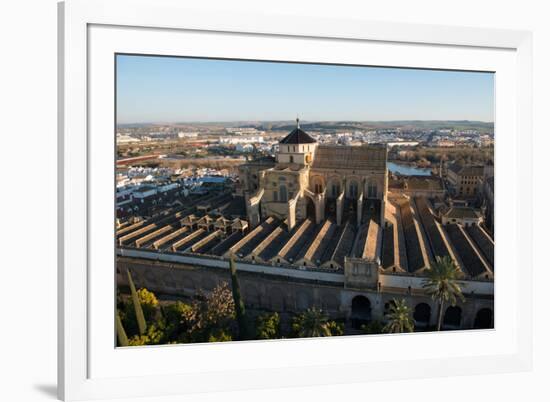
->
[381,225,395,269]
[448,163,484,176]
[399,201,425,272]
[414,197,451,260]
[406,177,444,191]
[279,128,317,144]
[311,145,386,170]
[465,224,494,270]
[444,224,489,278]
[444,207,480,219]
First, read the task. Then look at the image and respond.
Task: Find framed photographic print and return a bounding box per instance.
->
[58,0,533,400]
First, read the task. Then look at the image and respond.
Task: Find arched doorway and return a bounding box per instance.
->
[413,303,431,328]
[351,295,371,329]
[443,306,462,329]
[473,308,493,329]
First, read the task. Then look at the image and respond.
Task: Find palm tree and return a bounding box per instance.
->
[292,308,332,338]
[422,256,465,331]
[383,299,414,333]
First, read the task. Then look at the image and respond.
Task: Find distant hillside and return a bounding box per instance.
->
[118,120,494,133]
[267,120,494,132]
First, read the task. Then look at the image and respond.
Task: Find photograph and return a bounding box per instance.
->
[114,55,495,346]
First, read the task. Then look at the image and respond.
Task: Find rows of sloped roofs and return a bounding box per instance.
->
[276,219,319,264]
[444,224,492,278]
[386,196,494,278]
[465,224,494,269]
[413,197,451,261]
[117,192,228,239]
[381,224,395,269]
[227,217,278,258]
[118,211,192,247]
[324,221,357,269]
[256,227,292,262]
[192,230,224,254]
[116,192,237,251]
[351,222,370,258]
[118,191,495,281]
[294,223,327,266]
[297,220,337,266]
[398,200,426,273]
[171,228,208,252]
[210,231,244,256]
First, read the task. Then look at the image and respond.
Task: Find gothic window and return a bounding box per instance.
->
[289,155,294,163]
[279,185,288,202]
[331,183,341,198]
[349,180,359,199]
[367,181,378,198]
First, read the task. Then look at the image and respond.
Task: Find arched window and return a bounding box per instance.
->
[279,184,288,202]
[312,177,324,194]
[331,182,341,198]
[349,180,359,199]
[367,181,378,198]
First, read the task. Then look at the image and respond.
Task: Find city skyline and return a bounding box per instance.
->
[116,55,495,124]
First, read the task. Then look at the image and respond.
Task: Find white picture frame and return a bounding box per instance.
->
[58,0,533,400]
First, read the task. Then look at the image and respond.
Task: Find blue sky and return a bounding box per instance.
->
[116,55,494,124]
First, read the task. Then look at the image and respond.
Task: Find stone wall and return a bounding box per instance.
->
[117,257,493,330]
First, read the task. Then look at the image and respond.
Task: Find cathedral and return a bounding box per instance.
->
[117,119,494,330]
[238,119,388,231]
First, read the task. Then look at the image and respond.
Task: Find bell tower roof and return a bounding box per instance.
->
[279,118,316,144]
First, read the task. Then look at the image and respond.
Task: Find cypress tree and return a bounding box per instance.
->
[229,257,248,340]
[116,311,129,347]
[127,268,147,335]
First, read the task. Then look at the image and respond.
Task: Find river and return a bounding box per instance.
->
[387,162,432,176]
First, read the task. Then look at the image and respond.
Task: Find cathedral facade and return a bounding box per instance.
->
[238,119,388,230]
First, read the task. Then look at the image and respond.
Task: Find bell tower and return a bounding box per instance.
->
[276,118,317,167]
